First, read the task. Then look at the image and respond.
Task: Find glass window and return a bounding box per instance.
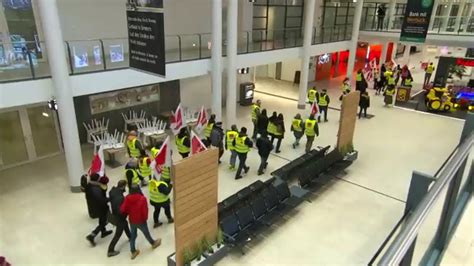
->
[0,110,28,166]
[26,107,60,157]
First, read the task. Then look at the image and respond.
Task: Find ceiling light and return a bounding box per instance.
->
[42,112,49,117]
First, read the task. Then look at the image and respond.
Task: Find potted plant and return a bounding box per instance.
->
[216,228,224,248]
[201,237,214,257]
[183,248,193,266]
[192,241,204,265]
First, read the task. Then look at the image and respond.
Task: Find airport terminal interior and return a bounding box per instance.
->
[0,0,473,265]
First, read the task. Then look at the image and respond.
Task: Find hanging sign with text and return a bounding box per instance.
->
[399,0,434,43]
[126,1,165,76]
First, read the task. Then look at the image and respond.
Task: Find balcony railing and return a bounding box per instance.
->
[0,26,351,83]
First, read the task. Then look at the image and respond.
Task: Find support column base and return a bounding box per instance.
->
[297,104,306,110]
[70,186,82,193]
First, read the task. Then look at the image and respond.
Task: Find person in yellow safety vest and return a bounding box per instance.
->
[267,111,277,140]
[291,113,305,149]
[384,69,393,91]
[126,131,145,159]
[138,154,152,185]
[304,114,319,153]
[204,114,216,141]
[384,84,396,106]
[149,178,174,228]
[272,113,285,153]
[124,160,142,190]
[317,89,330,122]
[340,77,351,100]
[149,141,170,183]
[233,127,253,180]
[307,87,318,105]
[404,75,413,88]
[251,100,261,140]
[355,69,365,91]
[225,124,239,170]
[175,128,190,158]
[424,62,435,87]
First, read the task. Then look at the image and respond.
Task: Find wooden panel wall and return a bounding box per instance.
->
[172,148,219,266]
[337,91,360,152]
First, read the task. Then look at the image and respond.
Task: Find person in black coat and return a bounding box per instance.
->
[256,132,273,175]
[107,180,131,257]
[359,91,371,118]
[257,109,269,137]
[85,173,113,247]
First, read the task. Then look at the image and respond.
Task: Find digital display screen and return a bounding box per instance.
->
[109,44,124,63]
[73,47,89,68]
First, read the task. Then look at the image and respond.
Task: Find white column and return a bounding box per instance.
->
[391,42,398,61]
[346,0,364,83]
[380,41,390,66]
[211,0,223,121]
[297,0,316,109]
[387,0,396,30]
[454,0,467,32]
[429,0,440,31]
[226,0,238,126]
[37,0,84,192]
[442,2,454,32]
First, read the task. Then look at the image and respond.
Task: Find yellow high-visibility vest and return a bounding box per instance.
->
[318,94,328,106]
[356,73,363,81]
[304,119,317,137]
[426,65,434,74]
[161,166,170,181]
[386,88,395,96]
[388,76,395,85]
[127,138,140,158]
[176,136,190,154]
[292,119,303,132]
[251,104,260,121]
[267,121,277,135]
[204,123,214,138]
[226,130,238,151]
[139,157,151,177]
[234,136,250,153]
[124,168,140,185]
[405,78,412,86]
[149,179,169,203]
[308,89,317,102]
[151,147,159,158]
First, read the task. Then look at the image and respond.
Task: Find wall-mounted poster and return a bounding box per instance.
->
[73,46,89,68]
[89,85,160,115]
[109,44,124,62]
[93,45,102,65]
[399,0,434,43]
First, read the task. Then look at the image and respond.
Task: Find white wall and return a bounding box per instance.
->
[281,58,302,82]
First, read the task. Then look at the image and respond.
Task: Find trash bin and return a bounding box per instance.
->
[240,82,255,106]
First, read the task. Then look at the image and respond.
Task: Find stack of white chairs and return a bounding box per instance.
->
[92,130,126,150]
[184,108,199,124]
[137,117,167,136]
[83,118,109,144]
[122,110,146,131]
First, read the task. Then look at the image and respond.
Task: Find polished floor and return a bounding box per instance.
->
[0,77,471,265]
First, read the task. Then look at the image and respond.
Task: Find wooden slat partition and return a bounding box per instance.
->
[337,91,360,152]
[172,148,219,266]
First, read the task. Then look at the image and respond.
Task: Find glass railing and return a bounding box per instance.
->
[360,14,474,35]
[0,26,351,83]
[371,131,474,265]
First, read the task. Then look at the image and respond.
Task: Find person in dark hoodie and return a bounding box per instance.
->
[257,109,269,137]
[210,121,225,163]
[107,180,131,257]
[256,132,273,175]
[273,113,285,153]
[175,127,190,158]
[85,173,113,247]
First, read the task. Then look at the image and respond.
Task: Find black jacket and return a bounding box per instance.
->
[360,94,371,108]
[109,186,127,220]
[210,127,224,147]
[256,136,273,157]
[85,181,109,219]
[257,114,269,134]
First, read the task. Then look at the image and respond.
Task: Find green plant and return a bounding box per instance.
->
[182,248,193,266]
[194,241,204,262]
[216,228,224,248]
[201,237,214,254]
[448,65,467,80]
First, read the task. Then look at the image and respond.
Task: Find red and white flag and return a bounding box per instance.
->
[310,101,320,117]
[194,106,208,134]
[170,103,184,135]
[88,145,105,176]
[150,136,171,179]
[191,130,207,155]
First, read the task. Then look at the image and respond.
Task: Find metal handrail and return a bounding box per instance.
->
[378,133,474,265]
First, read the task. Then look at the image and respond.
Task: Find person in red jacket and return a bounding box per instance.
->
[120,186,161,260]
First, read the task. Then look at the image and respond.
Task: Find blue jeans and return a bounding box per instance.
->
[229,150,237,168]
[130,223,155,252]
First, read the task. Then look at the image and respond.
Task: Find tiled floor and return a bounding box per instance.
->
[0,76,469,265]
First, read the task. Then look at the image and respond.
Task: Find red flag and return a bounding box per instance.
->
[170,103,184,135]
[88,145,105,176]
[191,130,207,155]
[194,106,208,134]
[310,101,320,117]
[150,136,171,179]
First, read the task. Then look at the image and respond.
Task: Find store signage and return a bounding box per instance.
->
[126,0,165,76]
[456,58,474,67]
[399,0,434,43]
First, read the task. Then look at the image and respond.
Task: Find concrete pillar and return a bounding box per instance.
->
[380,41,390,66]
[346,0,364,83]
[211,0,223,121]
[429,0,440,31]
[297,0,316,109]
[454,0,467,32]
[226,0,238,127]
[387,0,396,30]
[37,0,84,192]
